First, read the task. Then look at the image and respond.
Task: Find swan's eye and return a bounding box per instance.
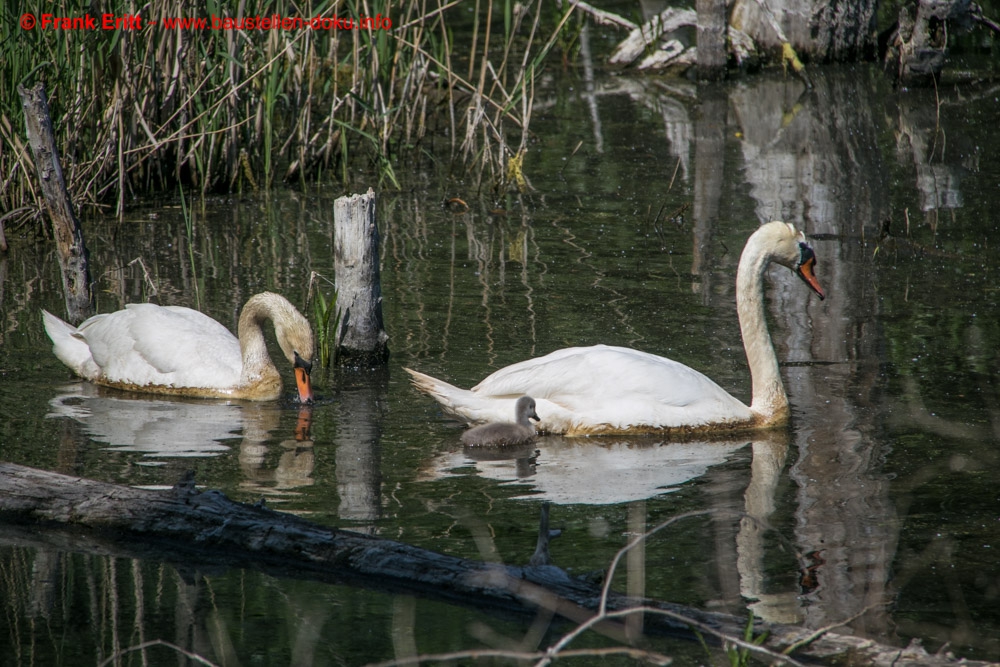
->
[797,242,816,267]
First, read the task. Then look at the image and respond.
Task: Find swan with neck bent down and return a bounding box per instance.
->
[43,292,315,402]
[406,221,826,436]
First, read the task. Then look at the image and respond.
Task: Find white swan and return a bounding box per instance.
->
[43,292,314,402]
[406,221,825,436]
[460,396,541,446]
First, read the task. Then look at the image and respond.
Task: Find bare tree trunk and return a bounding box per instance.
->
[334,188,389,365]
[883,0,994,84]
[18,82,94,323]
[581,0,996,81]
[729,0,878,61]
[696,0,728,77]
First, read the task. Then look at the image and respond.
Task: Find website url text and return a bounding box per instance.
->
[20,13,392,31]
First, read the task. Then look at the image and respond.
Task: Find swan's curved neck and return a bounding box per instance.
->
[736,239,788,425]
[237,296,280,386]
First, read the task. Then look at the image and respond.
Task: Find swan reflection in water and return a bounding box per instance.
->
[421,429,795,624]
[46,382,316,499]
[420,435,752,505]
[47,382,246,460]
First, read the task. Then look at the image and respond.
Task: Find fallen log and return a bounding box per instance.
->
[0,463,994,667]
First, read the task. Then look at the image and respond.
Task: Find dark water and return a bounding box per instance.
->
[2,65,1000,664]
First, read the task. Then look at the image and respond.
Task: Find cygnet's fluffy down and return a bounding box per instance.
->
[461,396,540,446]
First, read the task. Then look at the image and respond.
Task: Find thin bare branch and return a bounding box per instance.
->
[563,0,639,30]
[97,639,219,667]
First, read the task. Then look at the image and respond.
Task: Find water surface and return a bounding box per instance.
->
[2,65,999,664]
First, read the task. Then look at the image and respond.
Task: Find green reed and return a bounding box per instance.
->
[312,289,341,371]
[307,271,341,381]
[1,0,566,230]
[177,184,201,310]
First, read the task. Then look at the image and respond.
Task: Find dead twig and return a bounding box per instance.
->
[563,0,638,30]
[98,639,219,667]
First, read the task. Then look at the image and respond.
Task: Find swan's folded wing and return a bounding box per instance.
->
[471,344,752,429]
[81,304,242,388]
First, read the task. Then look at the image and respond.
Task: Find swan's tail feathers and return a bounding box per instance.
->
[405,367,528,426]
[405,368,465,403]
[42,310,100,380]
[404,368,481,422]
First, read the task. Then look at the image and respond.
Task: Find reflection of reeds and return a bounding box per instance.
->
[1,0,566,228]
[178,186,200,309]
[383,191,547,370]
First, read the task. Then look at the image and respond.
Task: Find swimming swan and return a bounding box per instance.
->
[43,292,314,402]
[406,221,825,435]
[460,396,541,446]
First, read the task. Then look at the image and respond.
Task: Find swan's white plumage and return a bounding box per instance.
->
[42,310,102,380]
[43,293,314,401]
[74,304,242,389]
[407,346,752,435]
[406,221,825,436]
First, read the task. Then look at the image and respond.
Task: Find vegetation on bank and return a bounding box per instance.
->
[1,0,575,229]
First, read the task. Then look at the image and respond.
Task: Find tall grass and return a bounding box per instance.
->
[0,0,569,229]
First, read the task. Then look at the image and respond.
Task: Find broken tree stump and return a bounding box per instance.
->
[17,82,94,323]
[334,188,389,366]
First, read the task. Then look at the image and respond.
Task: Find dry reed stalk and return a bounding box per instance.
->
[1,0,569,227]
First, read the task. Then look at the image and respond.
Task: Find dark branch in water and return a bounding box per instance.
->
[0,463,991,667]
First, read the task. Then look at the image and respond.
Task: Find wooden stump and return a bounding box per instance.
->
[18,82,94,323]
[334,188,389,365]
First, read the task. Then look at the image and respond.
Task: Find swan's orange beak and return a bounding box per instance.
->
[294,367,313,403]
[796,244,826,300]
[293,353,314,403]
